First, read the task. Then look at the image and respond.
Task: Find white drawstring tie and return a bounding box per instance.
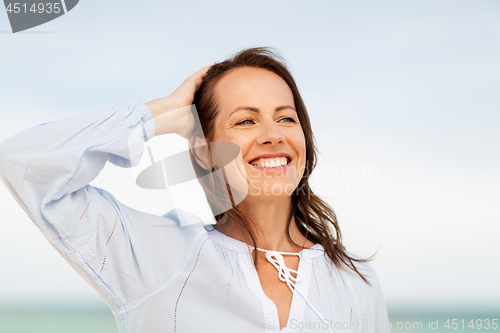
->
[256,248,302,293]
[254,246,335,333]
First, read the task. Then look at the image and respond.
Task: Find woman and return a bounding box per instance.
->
[0,48,390,332]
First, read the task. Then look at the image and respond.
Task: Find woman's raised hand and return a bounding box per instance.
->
[145,64,213,139]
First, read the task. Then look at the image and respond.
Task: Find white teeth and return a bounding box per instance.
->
[251,157,290,168]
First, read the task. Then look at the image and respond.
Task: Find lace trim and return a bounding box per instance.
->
[70,186,100,264]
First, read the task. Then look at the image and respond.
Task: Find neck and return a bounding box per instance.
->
[215,196,314,252]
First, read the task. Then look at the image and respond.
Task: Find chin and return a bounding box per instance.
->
[247,178,299,199]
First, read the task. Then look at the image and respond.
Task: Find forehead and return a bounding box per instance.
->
[213,66,294,110]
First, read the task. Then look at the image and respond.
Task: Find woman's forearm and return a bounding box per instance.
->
[0,101,154,240]
[145,96,194,138]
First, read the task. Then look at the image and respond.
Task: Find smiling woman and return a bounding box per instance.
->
[0,47,390,332]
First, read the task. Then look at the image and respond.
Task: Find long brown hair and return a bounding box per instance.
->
[191,47,373,284]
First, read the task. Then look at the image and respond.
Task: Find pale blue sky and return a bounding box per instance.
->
[0,0,499,311]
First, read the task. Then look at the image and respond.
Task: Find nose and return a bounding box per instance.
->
[257,118,284,146]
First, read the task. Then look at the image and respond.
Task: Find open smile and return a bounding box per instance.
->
[248,156,292,171]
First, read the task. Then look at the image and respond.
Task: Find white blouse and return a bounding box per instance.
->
[0,101,391,333]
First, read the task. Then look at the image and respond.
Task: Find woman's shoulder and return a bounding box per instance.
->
[161,208,206,227]
[340,250,384,292]
[108,199,208,247]
[342,250,391,329]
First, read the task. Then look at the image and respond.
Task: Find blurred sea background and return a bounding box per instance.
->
[1,0,498,332]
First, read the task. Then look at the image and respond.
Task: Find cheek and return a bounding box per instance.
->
[226,130,253,150]
[291,129,306,157]
[293,131,307,174]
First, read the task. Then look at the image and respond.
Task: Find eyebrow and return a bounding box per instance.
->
[228,105,296,118]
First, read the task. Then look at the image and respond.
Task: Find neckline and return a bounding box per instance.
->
[204,224,325,259]
[204,223,318,332]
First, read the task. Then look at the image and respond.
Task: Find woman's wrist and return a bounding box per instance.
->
[145,97,194,138]
[145,97,173,118]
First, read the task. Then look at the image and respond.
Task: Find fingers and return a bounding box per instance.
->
[173,64,216,96]
[187,64,216,91]
[167,63,218,109]
[186,65,212,82]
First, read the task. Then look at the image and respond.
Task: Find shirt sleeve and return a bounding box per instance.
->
[0,101,166,313]
[347,261,392,333]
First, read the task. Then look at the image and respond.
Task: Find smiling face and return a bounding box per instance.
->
[211,66,306,202]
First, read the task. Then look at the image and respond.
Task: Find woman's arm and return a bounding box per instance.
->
[0,102,155,312]
[0,101,155,238]
[0,65,212,315]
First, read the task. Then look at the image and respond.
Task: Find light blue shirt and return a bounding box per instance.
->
[0,101,390,333]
